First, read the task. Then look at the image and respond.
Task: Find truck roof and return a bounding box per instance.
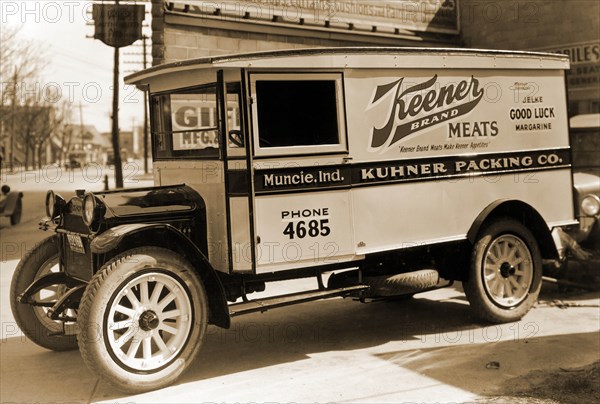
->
[125,46,570,86]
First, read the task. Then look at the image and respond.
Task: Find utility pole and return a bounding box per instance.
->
[79,101,84,150]
[142,35,149,174]
[92,0,145,188]
[111,0,124,188]
[10,66,17,169]
[112,41,124,188]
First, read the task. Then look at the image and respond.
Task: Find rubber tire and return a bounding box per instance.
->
[10,198,22,225]
[365,270,439,296]
[77,247,208,393]
[9,235,78,351]
[328,269,438,297]
[464,218,542,323]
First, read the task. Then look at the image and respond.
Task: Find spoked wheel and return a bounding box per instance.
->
[78,247,207,393]
[10,235,78,351]
[482,234,534,308]
[464,219,542,323]
[105,272,193,372]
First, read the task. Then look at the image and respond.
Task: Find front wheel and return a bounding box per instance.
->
[464,219,542,323]
[10,235,78,351]
[77,247,208,393]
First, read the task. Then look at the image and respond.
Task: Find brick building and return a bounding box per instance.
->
[150,0,461,64]
[460,0,599,115]
[149,0,599,116]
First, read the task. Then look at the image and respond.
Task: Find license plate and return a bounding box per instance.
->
[67,234,85,254]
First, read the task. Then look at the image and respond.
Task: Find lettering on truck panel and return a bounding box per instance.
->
[254,149,571,194]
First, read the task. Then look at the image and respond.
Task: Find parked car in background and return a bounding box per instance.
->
[565,114,600,250]
[0,185,23,225]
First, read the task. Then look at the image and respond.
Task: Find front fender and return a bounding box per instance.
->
[90,223,231,329]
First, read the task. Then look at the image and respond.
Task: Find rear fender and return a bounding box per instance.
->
[467,199,559,260]
[90,223,230,328]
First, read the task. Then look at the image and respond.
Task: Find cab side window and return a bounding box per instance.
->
[251,73,347,156]
[256,80,339,148]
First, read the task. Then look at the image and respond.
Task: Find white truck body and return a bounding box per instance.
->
[127,48,575,274]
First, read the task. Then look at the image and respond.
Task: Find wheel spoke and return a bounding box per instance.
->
[114,304,136,318]
[505,279,514,297]
[161,309,181,319]
[125,290,142,310]
[140,280,150,305]
[506,246,518,263]
[501,240,509,258]
[127,338,141,359]
[493,242,503,259]
[159,323,179,335]
[509,276,525,293]
[116,327,137,348]
[109,320,133,331]
[158,291,177,311]
[495,279,505,298]
[143,337,152,360]
[150,283,164,305]
[487,249,499,263]
[152,333,169,354]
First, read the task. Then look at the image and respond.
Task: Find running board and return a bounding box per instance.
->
[229,285,369,317]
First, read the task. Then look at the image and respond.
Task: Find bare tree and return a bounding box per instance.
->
[0,25,64,167]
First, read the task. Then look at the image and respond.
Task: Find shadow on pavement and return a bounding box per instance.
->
[375,331,600,401]
[2,295,474,402]
[2,286,598,402]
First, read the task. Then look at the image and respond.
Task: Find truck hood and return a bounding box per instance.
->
[96,184,201,218]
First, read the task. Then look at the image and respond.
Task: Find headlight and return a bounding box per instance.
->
[45,190,65,219]
[83,193,102,226]
[581,195,600,217]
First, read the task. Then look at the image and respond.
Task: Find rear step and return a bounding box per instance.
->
[229,285,369,317]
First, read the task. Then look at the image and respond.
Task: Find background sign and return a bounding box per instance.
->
[170,0,459,34]
[93,4,146,48]
[535,41,600,92]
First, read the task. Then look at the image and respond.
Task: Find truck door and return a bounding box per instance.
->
[248,72,358,272]
[218,70,256,272]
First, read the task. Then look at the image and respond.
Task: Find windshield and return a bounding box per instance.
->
[151,84,220,159]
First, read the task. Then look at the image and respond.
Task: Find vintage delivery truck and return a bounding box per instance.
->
[11,48,577,392]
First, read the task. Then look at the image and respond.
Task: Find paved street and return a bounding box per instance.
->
[1,166,599,403]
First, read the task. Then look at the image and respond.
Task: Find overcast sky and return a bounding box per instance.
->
[2,0,151,133]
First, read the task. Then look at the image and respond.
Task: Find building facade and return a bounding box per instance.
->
[460,0,599,115]
[150,0,599,116]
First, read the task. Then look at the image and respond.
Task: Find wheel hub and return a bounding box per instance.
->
[139,310,159,331]
[499,262,516,278]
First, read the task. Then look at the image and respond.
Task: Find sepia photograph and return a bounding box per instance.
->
[1,1,599,403]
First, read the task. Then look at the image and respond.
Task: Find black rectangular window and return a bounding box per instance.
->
[256,80,340,148]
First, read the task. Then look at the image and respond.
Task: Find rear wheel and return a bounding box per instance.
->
[78,247,208,393]
[464,219,542,323]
